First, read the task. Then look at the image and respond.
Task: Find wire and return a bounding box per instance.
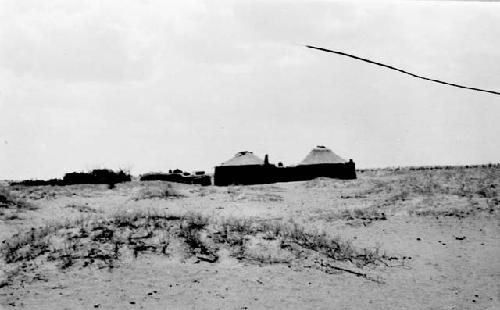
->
[305,45,500,96]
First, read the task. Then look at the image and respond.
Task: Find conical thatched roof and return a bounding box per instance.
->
[299,145,346,165]
[220,151,264,166]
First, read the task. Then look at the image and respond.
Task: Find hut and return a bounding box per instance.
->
[291,146,355,180]
[214,151,277,186]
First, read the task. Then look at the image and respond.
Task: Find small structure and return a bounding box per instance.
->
[214,146,356,186]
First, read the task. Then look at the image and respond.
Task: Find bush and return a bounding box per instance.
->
[0,186,37,211]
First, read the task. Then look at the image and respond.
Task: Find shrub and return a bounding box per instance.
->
[0,186,37,211]
[179,213,218,262]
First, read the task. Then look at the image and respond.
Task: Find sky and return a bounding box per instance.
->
[0,0,499,180]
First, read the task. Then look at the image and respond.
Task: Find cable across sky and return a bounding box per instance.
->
[305,45,500,96]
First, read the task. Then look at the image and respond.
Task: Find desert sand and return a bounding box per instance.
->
[1,166,499,309]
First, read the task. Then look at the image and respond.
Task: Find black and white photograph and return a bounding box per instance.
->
[0,0,499,309]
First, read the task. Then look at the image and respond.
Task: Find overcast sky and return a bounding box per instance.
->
[1,0,499,180]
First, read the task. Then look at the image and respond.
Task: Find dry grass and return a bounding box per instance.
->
[347,167,499,220]
[8,184,113,200]
[358,167,498,200]
[310,206,387,225]
[338,208,387,222]
[0,186,37,211]
[409,197,499,218]
[2,165,499,307]
[133,183,184,200]
[0,211,391,286]
[224,186,284,202]
[0,186,38,223]
[64,203,100,213]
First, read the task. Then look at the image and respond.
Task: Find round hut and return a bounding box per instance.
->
[214,151,276,186]
[293,145,355,180]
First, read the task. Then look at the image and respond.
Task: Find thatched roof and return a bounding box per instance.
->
[298,145,346,165]
[220,151,264,166]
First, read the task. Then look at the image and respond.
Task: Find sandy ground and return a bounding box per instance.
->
[1,167,499,309]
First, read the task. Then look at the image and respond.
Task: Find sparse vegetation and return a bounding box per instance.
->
[225,186,284,202]
[303,177,341,189]
[134,183,184,200]
[0,186,37,211]
[346,167,499,221]
[0,211,391,286]
[64,203,100,213]
[1,164,499,307]
[310,207,387,225]
[409,197,499,218]
[0,186,38,221]
[357,166,498,200]
[338,208,387,222]
[179,213,218,262]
